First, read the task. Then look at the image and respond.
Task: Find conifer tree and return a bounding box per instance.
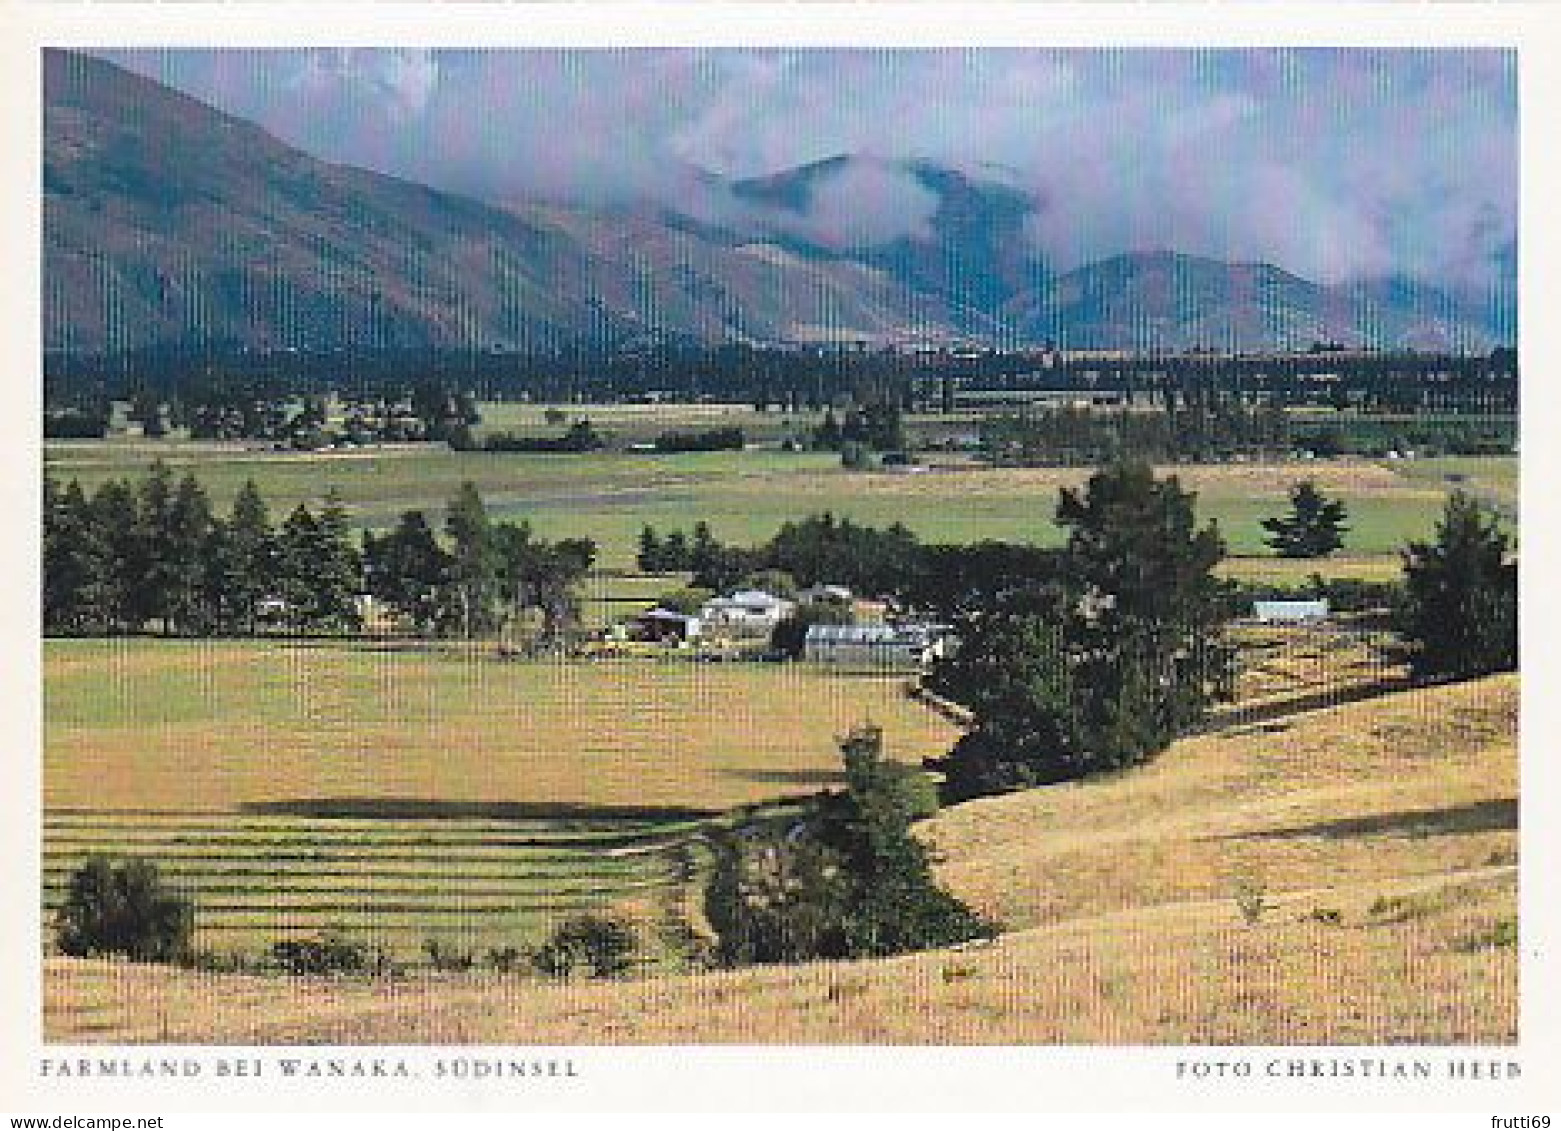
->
[1261,480,1349,558]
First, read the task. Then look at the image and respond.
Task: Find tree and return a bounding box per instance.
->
[1261,480,1349,558]
[43,477,113,634]
[704,725,990,965]
[929,461,1234,801]
[661,529,692,572]
[530,538,597,644]
[770,600,852,660]
[636,525,667,573]
[1399,491,1517,680]
[89,478,141,632]
[275,504,322,632]
[814,409,843,450]
[164,473,215,633]
[925,587,1085,797]
[130,390,166,438]
[225,480,278,634]
[491,524,596,645]
[55,856,193,963]
[364,510,451,634]
[131,462,177,631]
[308,490,365,631]
[445,482,496,636]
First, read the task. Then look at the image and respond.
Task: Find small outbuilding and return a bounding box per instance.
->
[626,608,703,643]
[1252,599,1330,624]
[803,623,946,668]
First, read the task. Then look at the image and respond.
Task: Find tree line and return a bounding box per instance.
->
[43,465,595,640]
[638,513,925,601]
[48,342,1516,423]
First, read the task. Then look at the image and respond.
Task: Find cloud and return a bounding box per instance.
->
[97,47,1517,289]
[288,48,440,119]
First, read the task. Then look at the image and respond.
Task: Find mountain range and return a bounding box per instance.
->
[43,50,1514,355]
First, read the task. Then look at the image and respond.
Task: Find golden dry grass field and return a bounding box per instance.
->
[45,640,953,813]
[45,673,1518,1044]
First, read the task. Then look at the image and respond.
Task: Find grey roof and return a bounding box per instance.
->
[805,624,930,645]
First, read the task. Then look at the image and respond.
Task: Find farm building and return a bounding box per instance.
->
[1252,599,1330,623]
[700,590,795,635]
[625,609,703,644]
[804,623,947,668]
[797,584,853,606]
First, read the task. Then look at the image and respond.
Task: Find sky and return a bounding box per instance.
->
[101,47,1518,291]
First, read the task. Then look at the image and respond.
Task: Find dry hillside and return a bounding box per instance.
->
[44,674,1518,1044]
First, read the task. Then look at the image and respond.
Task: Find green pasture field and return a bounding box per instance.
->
[473,400,818,445]
[1377,455,1519,506]
[45,439,1468,572]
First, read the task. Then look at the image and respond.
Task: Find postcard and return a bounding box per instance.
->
[2,1,1557,1119]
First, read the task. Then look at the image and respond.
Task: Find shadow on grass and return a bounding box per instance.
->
[722,768,847,786]
[1235,798,1516,842]
[238,797,721,822]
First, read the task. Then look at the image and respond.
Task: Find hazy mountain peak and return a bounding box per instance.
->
[44,51,1511,355]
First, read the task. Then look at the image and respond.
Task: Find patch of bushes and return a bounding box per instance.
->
[176,948,262,975]
[479,420,604,453]
[1299,907,1343,926]
[530,913,640,980]
[271,932,388,976]
[653,427,745,453]
[423,939,476,972]
[486,945,524,974]
[55,856,194,963]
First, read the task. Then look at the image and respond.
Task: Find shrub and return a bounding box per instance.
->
[271,932,377,976]
[1233,877,1272,925]
[1457,916,1519,952]
[177,948,256,974]
[55,856,194,963]
[423,939,476,972]
[531,913,639,980]
[486,945,524,974]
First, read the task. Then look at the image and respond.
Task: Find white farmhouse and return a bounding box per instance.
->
[700,589,796,636]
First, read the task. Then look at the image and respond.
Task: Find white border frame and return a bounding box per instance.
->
[3,2,1557,1116]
